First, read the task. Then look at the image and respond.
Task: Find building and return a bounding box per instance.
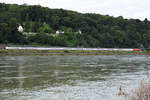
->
[78,30,82,34]
[56,30,64,35]
[17,25,24,32]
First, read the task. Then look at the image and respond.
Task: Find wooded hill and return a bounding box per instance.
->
[0,3,150,48]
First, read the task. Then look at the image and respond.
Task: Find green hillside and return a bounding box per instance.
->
[0,3,150,48]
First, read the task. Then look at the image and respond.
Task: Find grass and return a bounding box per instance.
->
[129,80,150,100]
[0,49,150,56]
[118,80,150,100]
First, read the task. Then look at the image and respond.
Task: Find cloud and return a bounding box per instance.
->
[0,0,150,20]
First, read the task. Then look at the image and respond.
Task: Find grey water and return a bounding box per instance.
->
[0,55,150,100]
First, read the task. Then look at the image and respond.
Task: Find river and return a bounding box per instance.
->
[0,55,150,100]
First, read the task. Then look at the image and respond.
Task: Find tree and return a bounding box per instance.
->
[28,33,54,45]
[39,23,54,33]
[0,23,9,43]
[143,31,150,48]
[1,3,150,48]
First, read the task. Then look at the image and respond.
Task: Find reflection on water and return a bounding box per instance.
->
[0,55,150,100]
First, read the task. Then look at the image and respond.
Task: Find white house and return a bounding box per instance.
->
[56,30,60,34]
[56,30,64,35]
[78,30,82,34]
[17,25,24,32]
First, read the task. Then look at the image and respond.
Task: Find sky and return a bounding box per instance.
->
[0,0,150,20]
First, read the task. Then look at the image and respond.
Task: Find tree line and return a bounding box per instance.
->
[0,3,150,48]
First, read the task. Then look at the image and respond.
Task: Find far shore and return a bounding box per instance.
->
[0,49,150,56]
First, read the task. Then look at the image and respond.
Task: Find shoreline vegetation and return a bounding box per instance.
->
[119,80,150,100]
[0,49,150,56]
[129,80,150,100]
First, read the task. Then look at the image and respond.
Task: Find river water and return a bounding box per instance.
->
[0,55,150,100]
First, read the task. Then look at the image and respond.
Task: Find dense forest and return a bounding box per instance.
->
[0,3,150,48]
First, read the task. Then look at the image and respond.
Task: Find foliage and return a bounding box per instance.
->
[39,23,54,33]
[129,81,150,100]
[0,3,150,48]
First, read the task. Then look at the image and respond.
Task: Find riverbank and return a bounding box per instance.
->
[0,49,150,56]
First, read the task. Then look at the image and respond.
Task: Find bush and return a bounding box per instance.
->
[130,80,150,100]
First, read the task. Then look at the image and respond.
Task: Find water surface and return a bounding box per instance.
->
[0,55,150,100]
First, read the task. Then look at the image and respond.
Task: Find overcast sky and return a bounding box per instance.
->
[0,0,150,20]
